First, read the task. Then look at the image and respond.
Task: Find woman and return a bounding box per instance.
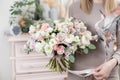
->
[68,0,120,80]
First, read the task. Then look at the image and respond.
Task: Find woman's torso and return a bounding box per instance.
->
[69,0,118,70]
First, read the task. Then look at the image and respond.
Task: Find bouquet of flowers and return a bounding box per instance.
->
[24,17,98,72]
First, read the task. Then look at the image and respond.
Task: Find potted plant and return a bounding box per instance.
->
[9,0,44,33]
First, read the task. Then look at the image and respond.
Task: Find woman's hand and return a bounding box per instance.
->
[93,58,118,80]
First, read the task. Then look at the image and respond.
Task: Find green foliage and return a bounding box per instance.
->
[69,55,75,63]
[10,0,35,15]
[88,44,96,50]
[34,0,44,20]
[60,17,65,22]
[83,48,88,54]
[9,0,45,33]
[20,18,33,33]
[49,20,54,27]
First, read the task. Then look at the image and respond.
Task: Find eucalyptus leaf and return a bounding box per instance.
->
[69,55,75,63]
[60,17,65,22]
[83,48,88,54]
[88,44,96,50]
[49,20,54,27]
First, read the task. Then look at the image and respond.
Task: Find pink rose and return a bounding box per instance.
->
[57,46,65,54]
[55,37,60,43]
[38,35,44,41]
[53,45,58,51]
[41,23,49,31]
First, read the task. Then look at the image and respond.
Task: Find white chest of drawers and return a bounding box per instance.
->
[8,34,67,80]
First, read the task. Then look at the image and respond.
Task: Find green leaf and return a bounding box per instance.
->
[60,17,65,22]
[69,55,75,63]
[83,48,88,54]
[49,20,54,27]
[88,44,96,50]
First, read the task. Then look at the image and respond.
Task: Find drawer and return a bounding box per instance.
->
[16,72,67,80]
[15,42,44,57]
[16,58,50,74]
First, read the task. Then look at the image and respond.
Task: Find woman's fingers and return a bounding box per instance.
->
[93,71,109,80]
[94,64,103,72]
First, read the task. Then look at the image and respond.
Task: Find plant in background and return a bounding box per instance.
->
[9,0,44,33]
[34,0,44,20]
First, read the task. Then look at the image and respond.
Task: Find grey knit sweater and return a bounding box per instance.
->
[68,0,120,80]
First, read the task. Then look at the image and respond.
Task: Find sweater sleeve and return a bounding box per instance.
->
[112,16,120,64]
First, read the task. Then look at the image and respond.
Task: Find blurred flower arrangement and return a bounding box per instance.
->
[24,17,98,72]
[9,0,44,33]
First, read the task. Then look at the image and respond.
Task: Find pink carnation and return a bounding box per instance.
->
[53,45,58,51]
[41,23,49,31]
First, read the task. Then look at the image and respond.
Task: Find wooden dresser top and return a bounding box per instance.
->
[8,34,30,42]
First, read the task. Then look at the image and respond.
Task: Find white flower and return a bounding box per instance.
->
[51,33,56,38]
[79,22,85,27]
[36,24,40,29]
[35,31,41,39]
[74,36,80,42]
[35,42,43,53]
[49,39,57,46]
[41,41,47,45]
[62,27,69,33]
[92,35,98,40]
[81,36,90,46]
[84,31,92,40]
[57,26,62,31]
[46,32,50,38]
[80,45,86,49]
[44,45,53,57]
[47,27,53,33]
[40,30,46,36]
[65,34,74,43]
[80,26,87,32]
[29,25,36,34]
[70,34,75,41]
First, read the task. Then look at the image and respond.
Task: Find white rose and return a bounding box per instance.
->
[35,42,43,53]
[47,27,53,33]
[29,25,36,34]
[92,35,98,40]
[57,26,62,32]
[65,35,74,43]
[85,31,92,40]
[80,45,86,49]
[80,22,85,27]
[44,45,53,57]
[36,24,40,29]
[62,27,69,33]
[41,41,47,45]
[35,31,41,39]
[51,33,56,38]
[40,30,46,36]
[70,34,75,41]
[74,36,80,42]
[45,32,50,38]
[81,36,90,46]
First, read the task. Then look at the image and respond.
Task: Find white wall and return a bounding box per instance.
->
[0,0,15,80]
